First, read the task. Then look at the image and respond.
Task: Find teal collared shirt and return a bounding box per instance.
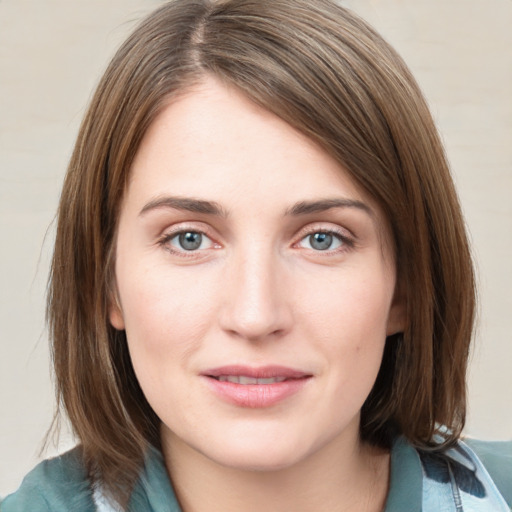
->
[2,437,511,511]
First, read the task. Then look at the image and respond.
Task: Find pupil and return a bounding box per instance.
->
[310,232,332,251]
[179,232,202,250]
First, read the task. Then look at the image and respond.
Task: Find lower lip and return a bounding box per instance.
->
[202,377,311,408]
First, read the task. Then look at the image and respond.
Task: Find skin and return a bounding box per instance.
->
[110,76,405,512]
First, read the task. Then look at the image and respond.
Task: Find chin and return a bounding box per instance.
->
[194,424,320,473]
[207,444,306,473]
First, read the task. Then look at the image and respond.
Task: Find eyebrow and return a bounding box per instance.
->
[139,196,228,217]
[285,198,372,216]
[139,195,372,219]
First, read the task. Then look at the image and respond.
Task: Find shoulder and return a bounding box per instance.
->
[386,436,512,512]
[417,437,512,511]
[1,447,96,512]
[464,438,512,506]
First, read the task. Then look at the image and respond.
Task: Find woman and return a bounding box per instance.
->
[2,0,511,511]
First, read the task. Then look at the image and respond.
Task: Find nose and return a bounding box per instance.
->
[218,248,293,342]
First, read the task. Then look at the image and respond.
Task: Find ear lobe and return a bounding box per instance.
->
[386,287,406,336]
[108,296,125,331]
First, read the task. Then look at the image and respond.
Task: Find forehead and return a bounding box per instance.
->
[128,77,372,210]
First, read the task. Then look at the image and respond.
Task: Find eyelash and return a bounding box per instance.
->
[157,225,219,258]
[157,225,354,258]
[295,226,354,254]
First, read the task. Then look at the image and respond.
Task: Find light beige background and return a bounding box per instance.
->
[1,0,511,496]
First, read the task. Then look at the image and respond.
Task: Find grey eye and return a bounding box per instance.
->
[177,232,203,251]
[309,233,333,250]
[166,230,215,253]
[298,232,344,251]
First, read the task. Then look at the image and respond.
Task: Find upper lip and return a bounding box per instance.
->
[202,365,311,379]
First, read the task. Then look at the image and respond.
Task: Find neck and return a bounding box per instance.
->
[161,425,390,512]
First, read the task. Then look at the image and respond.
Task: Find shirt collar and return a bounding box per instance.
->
[384,436,423,512]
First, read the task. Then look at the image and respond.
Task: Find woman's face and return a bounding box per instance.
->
[110,77,404,471]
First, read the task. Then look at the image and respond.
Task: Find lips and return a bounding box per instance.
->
[201,365,312,408]
[217,375,287,384]
[204,365,309,379]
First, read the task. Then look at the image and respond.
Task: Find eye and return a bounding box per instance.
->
[168,231,214,251]
[298,231,345,251]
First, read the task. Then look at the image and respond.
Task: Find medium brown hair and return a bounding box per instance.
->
[48,0,475,506]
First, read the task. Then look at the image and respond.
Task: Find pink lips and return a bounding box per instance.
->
[201,365,312,408]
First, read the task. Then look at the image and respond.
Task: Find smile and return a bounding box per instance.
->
[202,365,312,408]
[214,376,287,384]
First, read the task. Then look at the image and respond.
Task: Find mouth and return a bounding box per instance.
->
[213,375,288,384]
[201,365,312,408]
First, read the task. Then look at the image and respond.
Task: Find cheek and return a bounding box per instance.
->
[295,263,394,388]
[297,265,395,345]
[117,264,219,376]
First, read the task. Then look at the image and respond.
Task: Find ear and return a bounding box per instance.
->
[386,284,406,336]
[108,292,125,331]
